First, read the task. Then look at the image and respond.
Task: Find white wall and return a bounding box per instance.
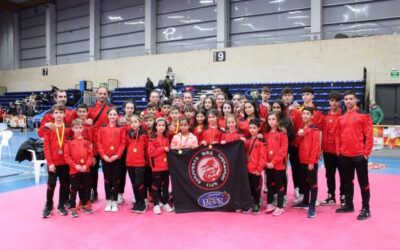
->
[0,34,399,99]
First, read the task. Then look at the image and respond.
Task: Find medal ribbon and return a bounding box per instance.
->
[55,123,65,149]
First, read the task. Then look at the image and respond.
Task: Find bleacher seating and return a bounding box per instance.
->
[111,80,366,112]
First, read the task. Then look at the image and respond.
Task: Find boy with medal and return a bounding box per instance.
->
[42,104,73,218]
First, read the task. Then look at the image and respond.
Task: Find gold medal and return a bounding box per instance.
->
[164,157,167,162]
[208,145,213,149]
[133,148,137,153]
[269,150,273,155]
[80,159,85,164]
[110,146,114,150]
[178,150,182,155]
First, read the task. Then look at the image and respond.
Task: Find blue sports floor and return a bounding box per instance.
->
[0,131,399,194]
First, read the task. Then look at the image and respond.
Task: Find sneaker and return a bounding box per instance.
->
[294,187,300,198]
[292,194,304,204]
[272,208,284,216]
[265,204,276,213]
[136,203,147,213]
[321,194,336,206]
[162,203,174,212]
[153,205,162,215]
[117,194,124,205]
[242,207,251,214]
[336,205,355,213]
[42,206,52,218]
[70,209,78,218]
[64,200,72,209]
[292,202,309,209]
[307,206,316,218]
[132,195,136,203]
[80,206,93,214]
[263,187,268,193]
[357,208,371,220]
[111,201,118,212]
[253,204,260,215]
[105,200,112,212]
[315,200,320,207]
[57,206,68,216]
[90,191,98,203]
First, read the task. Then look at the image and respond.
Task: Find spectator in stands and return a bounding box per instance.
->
[369,101,384,125]
[166,66,176,85]
[7,102,17,115]
[145,77,155,101]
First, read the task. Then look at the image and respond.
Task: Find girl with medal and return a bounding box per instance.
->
[244,118,266,215]
[117,100,137,205]
[219,101,234,132]
[97,108,126,213]
[200,109,222,148]
[221,114,246,144]
[264,112,289,216]
[171,117,198,153]
[192,108,207,143]
[126,115,148,213]
[239,100,261,138]
[148,117,173,214]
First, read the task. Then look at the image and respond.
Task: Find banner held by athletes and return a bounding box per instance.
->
[168,141,252,213]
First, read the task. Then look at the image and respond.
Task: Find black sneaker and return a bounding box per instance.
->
[336,205,354,213]
[70,210,78,218]
[57,206,68,216]
[321,195,336,206]
[357,208,371,220]
[42,206,52,218]
[253,204,260,215]
[80,206,93,214]
[90,191,98,203]
[132,203,147,214]
[292,202,309,209]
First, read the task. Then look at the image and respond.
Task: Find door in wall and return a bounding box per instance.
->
[375,84,400,125]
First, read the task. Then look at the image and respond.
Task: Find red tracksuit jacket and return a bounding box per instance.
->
[322,109,341,154]
[221,129,244,143]
[126,129,147,167]
[43,124,73,166]
[97,124,126,159]
[192,125,204,143]
[291,105,323,147]
[88,102,112,128]
[298,124,321,165]
[200,127,223,144]
[218,118,226,131]
[259,102,269,120]
[38,108,77,138]
[263,130,288,170]
[64,136,93,175]
[335,107,373,157]
[245,137,266,174]
[148,133,170,172]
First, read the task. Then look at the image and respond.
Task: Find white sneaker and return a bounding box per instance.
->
[111,201,118,212]
[293,194,304,204]
[131,195,136,203]
[117,194,124,205]
[294,187,300,198]
[105,200,112,212]
[315,200,320,207]
[272,208,284,216]
[162,203,174,212]
[153,205,161,215]
[266,204,276,213]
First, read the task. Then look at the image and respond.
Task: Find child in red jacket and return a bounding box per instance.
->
[64,118,93,218]
[292,107,321,219]
[126,114,148,213]
[264,112,288,216]
[148,117,174,214]
[200,109,223,146]
[42,104,73,218]
[97,108,126,213]
[221,114,245,144]
[245,118,266,215]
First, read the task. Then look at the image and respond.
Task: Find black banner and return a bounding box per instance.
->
[168,141,252,213]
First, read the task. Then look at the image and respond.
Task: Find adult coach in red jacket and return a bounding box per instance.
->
[38,89,77,138]
[335,90,373,220]
[88,86,114,202]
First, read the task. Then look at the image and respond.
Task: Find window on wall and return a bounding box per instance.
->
[56,0,90,65]
[100,0,145,60]
[19,6,46,68]
[156,0,217,54]
[230,0,311,47]
[323,0,400,39]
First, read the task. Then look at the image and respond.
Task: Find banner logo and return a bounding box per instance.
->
[198,191,231,209]
[189,148,229,190]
